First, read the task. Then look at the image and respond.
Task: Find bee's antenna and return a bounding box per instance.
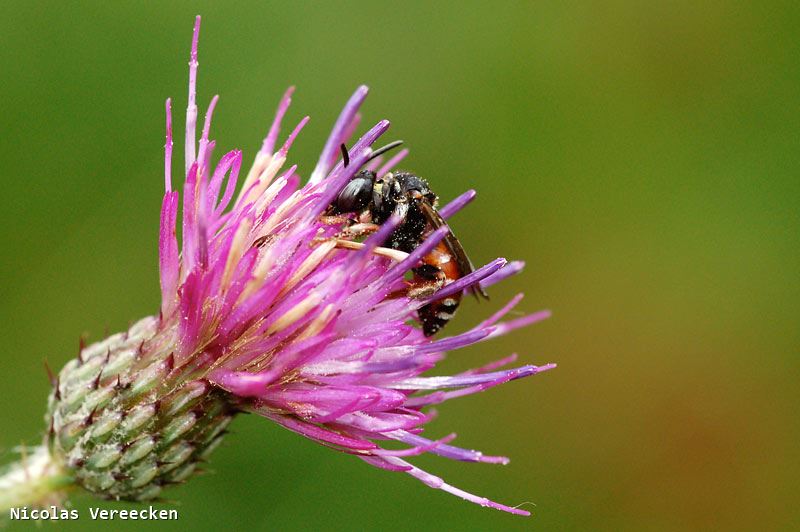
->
[366,140,404,163]
[340,143,350,167]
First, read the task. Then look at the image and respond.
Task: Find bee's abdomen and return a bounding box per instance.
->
[415,241,466,336]
[419,296,462,336]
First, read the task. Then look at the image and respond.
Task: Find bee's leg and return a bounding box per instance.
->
[407,264,446,298]
[337,222,381,240]
[320,208,379,239]
[318,206,379,244]
[312,222,382,245]
[319,214,353,226]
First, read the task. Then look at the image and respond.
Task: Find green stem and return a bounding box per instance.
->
[0,446,74,512]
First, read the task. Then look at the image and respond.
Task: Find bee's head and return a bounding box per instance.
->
[331,170,376,214]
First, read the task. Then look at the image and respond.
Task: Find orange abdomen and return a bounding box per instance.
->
[415,241,466,336]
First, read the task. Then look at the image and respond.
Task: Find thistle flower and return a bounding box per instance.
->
[0,16,555,517]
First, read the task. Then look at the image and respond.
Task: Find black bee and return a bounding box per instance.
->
[327,143,486,336]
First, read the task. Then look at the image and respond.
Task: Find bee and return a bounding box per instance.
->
[326,143,487,336]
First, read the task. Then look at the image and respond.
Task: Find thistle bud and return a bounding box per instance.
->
[46,317,234,501]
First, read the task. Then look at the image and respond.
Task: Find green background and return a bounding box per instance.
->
[1,2,798,530]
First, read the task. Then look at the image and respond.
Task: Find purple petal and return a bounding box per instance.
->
[415,327,495,354]
[158,191,179,317]
[380,457,531,516]
[259,412,377,451]
[487,310,552,339]
[277,116,310,157]
[210,369,279,397]
[260,86,295,156]
[310,85,369,184]
[207,150,242,217]
[459,353,519,376]
[391,364,556,390]
[185,16,201,174]
[478,293,524,328]
[164,98,173,192]
[480,260,525,289]
[420,258,507,303]
[359,455,412,472]
[377,148,410,177]
[373,433,457,457]
[197,94,219,176]
[438,189,476,220]
[390,431,509,464]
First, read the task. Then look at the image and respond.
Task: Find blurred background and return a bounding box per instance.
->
[1,2,798,530]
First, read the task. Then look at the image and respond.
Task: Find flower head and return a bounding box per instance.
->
[35,16,555,516]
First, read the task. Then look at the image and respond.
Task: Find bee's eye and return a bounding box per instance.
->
[334,176,373,213]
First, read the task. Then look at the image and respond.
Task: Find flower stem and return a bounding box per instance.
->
[0,446,74,512]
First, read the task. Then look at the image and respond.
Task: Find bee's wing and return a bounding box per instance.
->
[418,199,489,300]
